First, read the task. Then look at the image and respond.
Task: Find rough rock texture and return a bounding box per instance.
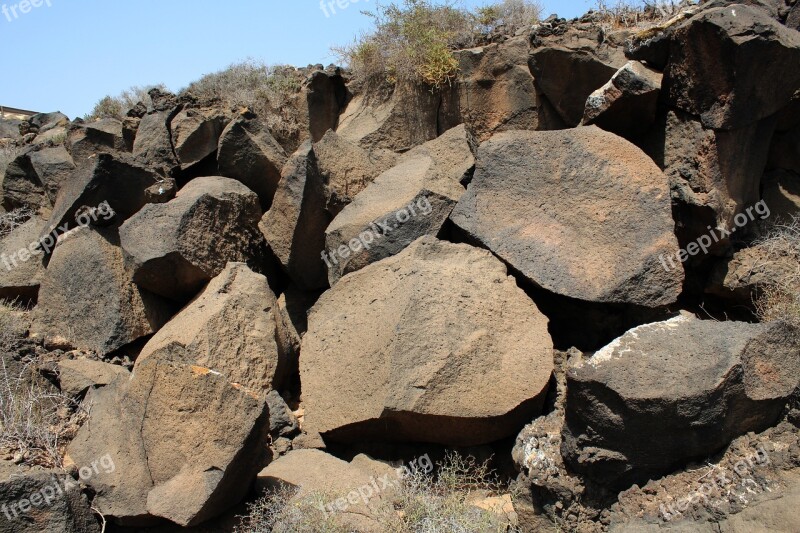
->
[452,127,682,307]
[301,236,554,446]
[1,145,75,212]
[170,107,229,170]
[217,113,287,207]
[336,81,460,152]
[582,60,662,139]
[257,449,398,533]
[456,35,559,142]
[136,262,287,393]
[665,4,800,130]
[304,69,349,144]
[324,125,474,284]
[67,119,127,165]
[132,110,180,173]
[66,356,270,527]
[57,358,130,396]
[259,142,330,290]
[43,152,169,239]
[641,109,775,253]
[0,215,46,301]
[31,227,172,356]
[563,315,800,489]
[0,461,99,533]
[119,176,265,301]
[529,29,627,127]
[313,130,397,215]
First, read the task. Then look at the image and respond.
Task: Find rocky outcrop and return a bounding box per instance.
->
[563,315,800,489]
[301,237,553,446]
[136,262,288,393]
[324,125,474,284]
[451,126,682,308]
[119,176,266,301]
[217,113,287,208]
[31,227,172,356]
[66,356,270,527]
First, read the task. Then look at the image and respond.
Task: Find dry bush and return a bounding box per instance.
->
[593,0,687,28]
[85,84,168,120]
[754,215,800,328]
[477,0,544,35]
[0,302,86,467]
[235,453,520,533]
[0,206,34,240]
[182,60,305,148]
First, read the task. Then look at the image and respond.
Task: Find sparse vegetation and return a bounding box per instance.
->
[592,0,688,28]
[85,83,169,120]
[0,206,34,239]
[182,59,305,148]
[235,453,521,533]
[755,215,800,328]
[0,301,86,468]
[336,0,544,92]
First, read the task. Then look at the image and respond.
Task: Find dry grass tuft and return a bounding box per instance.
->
[0,301,87,468]
[754,215,800,328]
[0,206,34,240]
[235,452,521,533]
[592,0,688,28]
[85,84,169,121]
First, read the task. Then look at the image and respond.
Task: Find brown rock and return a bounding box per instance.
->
[57,358,129,396]
[301,236,553,446]
[170,107,229,170]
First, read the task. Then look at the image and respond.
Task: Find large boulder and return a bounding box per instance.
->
[170,106,229,170]
[42,152,171,240]
[0,461,99,533]
[217,113,287,208]
[313,130,397,216]
[57,358,130,397]
[324,125,474,285]
[132,110,180,173]
[0,215,46,301]
[456,35,560,142]
[66,355,271,527]
[562,315,800,489]
[136,262,287,393]
[641,109,775,255]
[664,4,800,130]
[1,145,75,212]
[336,81,460,152]
[451,127,683,308]
[582,60,663,139]
[301,236,554,446]
[119,176,265,301]
[259,142,330,290]
[529,32,627,127]
[31,227,172,356]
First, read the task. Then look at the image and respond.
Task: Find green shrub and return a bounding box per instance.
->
[755,215,800,328]
[85,84,168,121]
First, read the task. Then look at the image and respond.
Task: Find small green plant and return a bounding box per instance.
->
[85,84,168,121]
[755,215,800,328]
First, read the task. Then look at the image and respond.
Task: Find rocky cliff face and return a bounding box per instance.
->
[1,1,799,532]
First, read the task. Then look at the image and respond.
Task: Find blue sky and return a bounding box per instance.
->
[0,0,602,118]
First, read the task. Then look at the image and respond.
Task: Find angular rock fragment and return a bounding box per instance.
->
[582,60,662,139]
[57,358,129,396]
[31,227,172,356]
[119,176,265,301]
[324,125,474,285]
[132,110,180,173]
[217,113,287,207]
[137,262,287,392]
[67,118,127,165]
[66,356,270,527]
[301,237,554,446]
[451,127,682,308]
[170,107,229,170]
[1,145,75,212]
[0,215,46,301]
[563,315,800,489]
